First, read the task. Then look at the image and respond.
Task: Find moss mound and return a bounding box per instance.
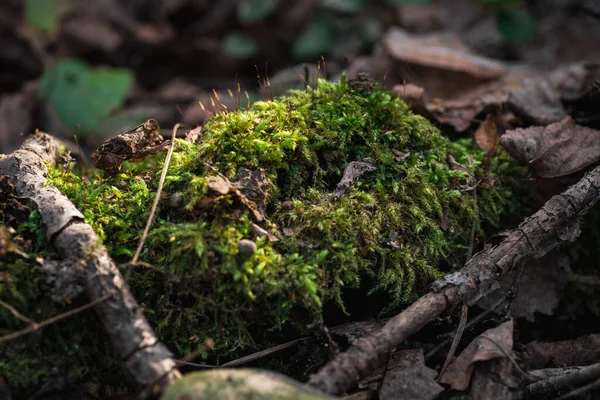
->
[1,76,530,393]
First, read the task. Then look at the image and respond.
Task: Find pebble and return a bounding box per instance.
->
[237,239,257,255]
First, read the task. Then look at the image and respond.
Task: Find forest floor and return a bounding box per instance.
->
[2,1,600,399]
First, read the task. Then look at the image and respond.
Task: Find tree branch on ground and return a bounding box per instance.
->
[0,132,181,398]
[307,165,600,395]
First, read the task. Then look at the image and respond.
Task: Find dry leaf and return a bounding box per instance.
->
[474,115,499,155]
[383,27,507,79]
[500,117,600,178]
[439,319,514,391]
[477,250,571,322]
[379,349,444,400]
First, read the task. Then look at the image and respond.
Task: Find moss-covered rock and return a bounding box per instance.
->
[161,369,332,400]
[1,76,531,394]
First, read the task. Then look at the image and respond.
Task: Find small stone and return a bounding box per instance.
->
[237,239,257,255]
[166,195,185,209]
[114,181,128,191]
[207,176,230,195]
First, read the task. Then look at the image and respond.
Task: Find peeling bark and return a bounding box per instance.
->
[307,165,600,395]
[0,132,181,398]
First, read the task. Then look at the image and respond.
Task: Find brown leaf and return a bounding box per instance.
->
[500,117,600,178]
[477,250,571,322]
[332,158,377,198]
[439,319,514,391]
[62,17,122,53]
[394,62,594,133]
[474,115,498,155]
[507,78,566,126]
[440,214,451,231]
[383,27,507,79]
[507,63,594,126]
[447,154,471,176]
[379,349,444,400]
[392,84,425,111]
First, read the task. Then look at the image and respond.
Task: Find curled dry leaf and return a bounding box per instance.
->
[474,115,498,155]
[439,319,514,391]
[379,349,444,400]
[331,158,376,199]
[500,117,600,178]
[383,27,507,80]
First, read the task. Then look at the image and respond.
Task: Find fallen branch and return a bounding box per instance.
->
[0,132,181,397]
[307,165,600,395]
[526,363,600,398]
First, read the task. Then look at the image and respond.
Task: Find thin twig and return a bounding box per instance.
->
[0,293,113,343]
[174,337,310,369]
[127,123,181,281]
[425,255,523,361]
[438,303,469,380]
[222,337,309,367]
[0,298,35,325]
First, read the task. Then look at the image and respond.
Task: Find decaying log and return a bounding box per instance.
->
[0,132,181,397]
[307,164,600,395]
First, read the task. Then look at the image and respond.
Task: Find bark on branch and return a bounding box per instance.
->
[0,133,181,397]
[307,164,600,395]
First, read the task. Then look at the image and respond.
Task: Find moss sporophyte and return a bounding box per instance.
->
[2,74,531,392]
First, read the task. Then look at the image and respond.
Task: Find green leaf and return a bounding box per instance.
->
[25,0,61,33]
[38,59,134,134]
[294,17,335,61]
[222,32,259,58]
[385,0,432,5]
[496,8,537,42]
[238,0,279,23]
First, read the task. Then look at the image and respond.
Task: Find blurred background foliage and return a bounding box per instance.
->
[5,0,596,155]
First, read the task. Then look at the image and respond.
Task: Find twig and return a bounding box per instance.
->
[221,338,310,367]
[526,363,600,399]
[0,298,35,325]
[438,303,468,380]
[307,165,600,395]
[425,279,511,361]
[174,337,310,369]
[0,132,182,398]
[556,376,600,400]
[127,123,181,280]
[0,293,113,343]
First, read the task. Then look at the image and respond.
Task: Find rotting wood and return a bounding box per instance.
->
[306,164,600,396]
[0,132,181,398]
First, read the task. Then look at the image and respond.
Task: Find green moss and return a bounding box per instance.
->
[3,76,531,393]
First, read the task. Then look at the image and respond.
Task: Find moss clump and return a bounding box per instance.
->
[8,76,529,392]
